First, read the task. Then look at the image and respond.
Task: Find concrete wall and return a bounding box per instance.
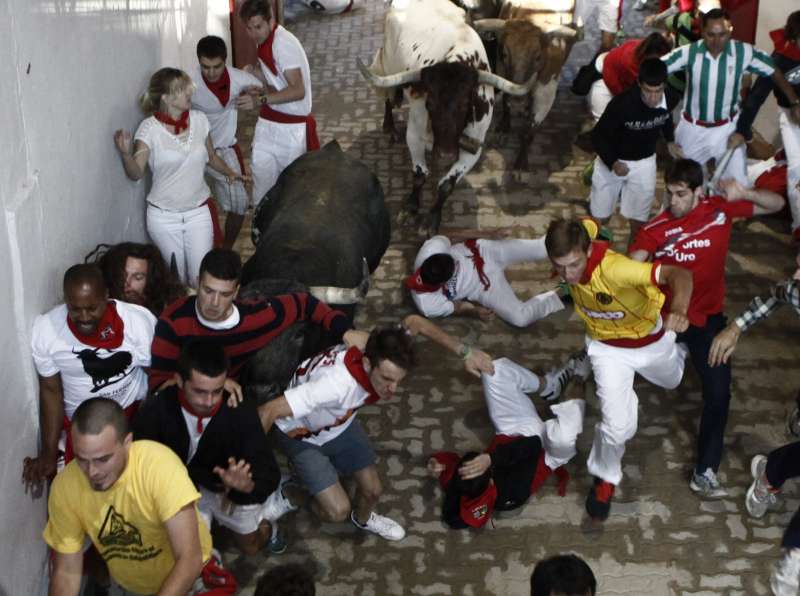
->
[0,1,230,593]
[753,2,791,145]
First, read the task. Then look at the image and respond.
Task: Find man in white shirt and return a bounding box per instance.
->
[238,0,319,205]
[258,315,494,541]
[191,36,263,249]
[22,264,156,491]
[406,233,565,327]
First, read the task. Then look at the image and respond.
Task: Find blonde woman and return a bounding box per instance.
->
[114,68,246,288]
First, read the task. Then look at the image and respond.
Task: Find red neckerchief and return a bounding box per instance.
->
[154,110,190,134]
[343,347,381,405]
[203,67,231,107]
[771,29,800,61]
[257,24,280,76]
[177,389,222,433]
[463,239,491,291]
[67,301,124,350]
[579,241,609,285]
[460,482,497,528]
[404,268,444,293]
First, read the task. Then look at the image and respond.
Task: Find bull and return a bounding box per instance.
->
[473,1,580,171]
[357,0,536,236]
[239,140,390,404]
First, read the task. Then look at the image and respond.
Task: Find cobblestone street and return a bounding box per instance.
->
[226,2,800,594]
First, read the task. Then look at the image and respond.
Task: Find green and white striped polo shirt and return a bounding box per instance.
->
[662,39,774,122]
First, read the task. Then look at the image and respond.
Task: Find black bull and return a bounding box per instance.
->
[239,140,390,405]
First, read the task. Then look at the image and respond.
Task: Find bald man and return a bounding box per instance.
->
[22,264,156,490]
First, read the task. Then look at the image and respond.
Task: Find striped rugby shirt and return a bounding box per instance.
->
[662,39,774,122]
[149,293,351,389]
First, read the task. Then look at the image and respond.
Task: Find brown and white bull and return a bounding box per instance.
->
[473,0,580,170]
[357,0,535,235]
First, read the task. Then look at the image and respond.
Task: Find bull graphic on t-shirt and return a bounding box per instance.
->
[72,347,133,392]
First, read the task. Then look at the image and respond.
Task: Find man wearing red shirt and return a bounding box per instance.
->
[630,158,783,497]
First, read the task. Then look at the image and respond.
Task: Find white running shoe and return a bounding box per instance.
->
[772,548,800,596]
[540,350,591,401]
[351,511,405,541]
[746,454,779,518]
[689,468,728,499]
[262,477,299,522]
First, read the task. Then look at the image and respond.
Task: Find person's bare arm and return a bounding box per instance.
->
[22,374,64,491]
[113,131,149,180]
[257,396,294,433]
[49,551,83,596]
[205,136,248,184]
[657,264,692,332]
[718,178,784,216]
[257,67,305,106]
[157,504,205,596]
[402,314,494,377]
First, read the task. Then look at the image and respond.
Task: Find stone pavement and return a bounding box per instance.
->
[224,2,800,594]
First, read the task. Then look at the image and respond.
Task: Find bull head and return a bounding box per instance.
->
[357,57,534,156]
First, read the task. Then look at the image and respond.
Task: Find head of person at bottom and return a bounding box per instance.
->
[196,248,242,323]
[71,398,132,492]
[664,158,705,218]
[88,242,184,315]
[637,58,668,109]
[363,327,416,400]
[255,563,316,596]
[530,553,597,596]
[174,340,230,418]
[545,219,593,286]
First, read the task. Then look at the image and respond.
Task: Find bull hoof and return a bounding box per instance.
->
[418,211,442,238]
[397,207,419,227]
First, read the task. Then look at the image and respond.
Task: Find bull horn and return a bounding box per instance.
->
[546,25,580,40]
[477,70,537,96]
[356,57,422,88]
[472,18,506,34]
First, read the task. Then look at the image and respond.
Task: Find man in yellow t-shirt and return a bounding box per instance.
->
[44,398,214,595]
[545,218,692,522]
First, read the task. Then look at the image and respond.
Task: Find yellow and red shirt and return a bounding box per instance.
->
[569,241,665,343]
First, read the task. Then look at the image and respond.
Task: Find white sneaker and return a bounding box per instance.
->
[540,350,591,401]
[689,468,728,499]
[746,455,779,518]
[634,0,649,10]
[772,548,800,596]
[262,477,299,522]
[351,511,405,541]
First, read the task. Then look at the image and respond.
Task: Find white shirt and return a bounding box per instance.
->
[134,110,211,211]
[31,301,156,419]
[410,235,485,318]
[190,66,262,148]
[258,26,313,117]
[180,407,207,463]
[276,345,370,446]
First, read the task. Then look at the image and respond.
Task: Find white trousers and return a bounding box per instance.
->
[251,118,307,206]
[475,238,565,327]
[146,203,213,289]
[780,107,800,235]
[586,330,686,485]
[574,0,621,33]
[197,486,287,535]
[588,53,612,122]
[590,154,657,222]
[675,117,748,186]
[206,146,248,215]
[299,0,352,13]
[482,358,585,469]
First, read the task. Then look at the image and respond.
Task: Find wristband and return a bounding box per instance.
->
[458,343,472,361]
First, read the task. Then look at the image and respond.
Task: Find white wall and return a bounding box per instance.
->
[0,1,230,593]
[752,3,791,146]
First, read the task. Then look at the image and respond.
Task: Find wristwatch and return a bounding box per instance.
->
[259,94,269,106]
[458,343,472,360]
